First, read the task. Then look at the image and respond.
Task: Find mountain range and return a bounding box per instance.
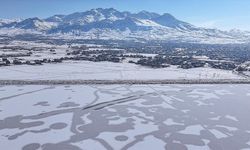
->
[0,8,249,44]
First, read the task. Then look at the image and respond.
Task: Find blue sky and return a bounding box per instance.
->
[1,0,250,30]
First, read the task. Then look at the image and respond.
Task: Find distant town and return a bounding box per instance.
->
[1,38,250,77]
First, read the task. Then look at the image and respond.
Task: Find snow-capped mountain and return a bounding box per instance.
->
[0,8,249,44]
[0,19,20,27]
[2,17,57,31]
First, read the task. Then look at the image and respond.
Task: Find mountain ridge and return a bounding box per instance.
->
[0,8,249,44]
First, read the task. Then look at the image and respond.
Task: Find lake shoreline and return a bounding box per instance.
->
[1,79,250,85]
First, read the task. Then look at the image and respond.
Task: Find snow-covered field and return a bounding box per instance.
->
[0,84,250,150]
[0,61,244,80]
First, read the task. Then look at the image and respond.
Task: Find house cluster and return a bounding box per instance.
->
[0,48,124,67]
[0,43,244,72]
[131,55,237,70]
[67,49,123,63]
[0,58,11,66]
[235,62,250,72]
[0,57,64,66]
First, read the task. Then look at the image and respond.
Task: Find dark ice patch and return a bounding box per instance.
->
[22,143,40,150]
[115,135,128,141]
[50,123,67,130]
[57,102,80,108]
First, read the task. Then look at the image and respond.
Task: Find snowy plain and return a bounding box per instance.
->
[0,61,244,80]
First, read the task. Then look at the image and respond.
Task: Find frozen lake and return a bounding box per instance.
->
[0,84,250,150]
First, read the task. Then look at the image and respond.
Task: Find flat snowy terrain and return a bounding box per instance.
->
[0,85,250,150]
[0,61,244,80]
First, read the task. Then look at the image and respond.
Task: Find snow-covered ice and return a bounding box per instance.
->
[0,84,250,150]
